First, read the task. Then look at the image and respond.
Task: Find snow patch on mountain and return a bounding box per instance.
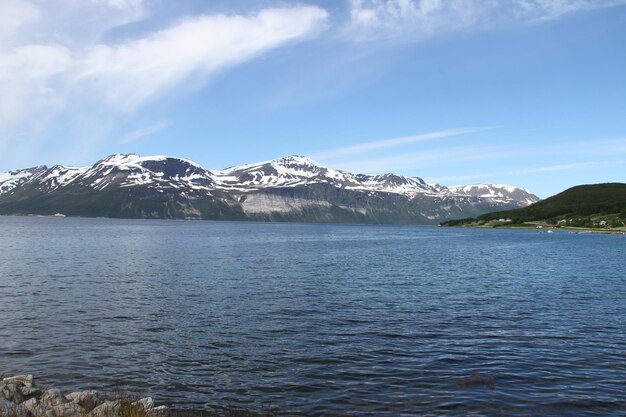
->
[354,173,437,195]
[0,167,47,194]
[37,166,89,191]
[96,153,205,171]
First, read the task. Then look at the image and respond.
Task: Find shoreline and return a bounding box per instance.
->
[0,375,274,417]
[453,226,626,235]
[443,223,626,235]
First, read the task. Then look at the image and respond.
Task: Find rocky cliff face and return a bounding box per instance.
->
[0,153,540,224]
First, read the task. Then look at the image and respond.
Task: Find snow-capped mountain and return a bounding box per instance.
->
[214,155,352,190]
[0,153,540,224]
[77,154,216,192]
[213,155,437,196]
[448,184,540,206]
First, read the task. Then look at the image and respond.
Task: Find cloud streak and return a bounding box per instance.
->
[327,135,626,182]
[327,144,514,173]
[309,127,487,160]
[345,0,626,41]
[427,162,600,185]
[121,119,170,143]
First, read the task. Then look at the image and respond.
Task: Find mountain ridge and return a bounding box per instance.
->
[0,153,540,224]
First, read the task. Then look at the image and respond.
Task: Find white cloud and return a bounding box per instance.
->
[310,127,487,160]
[346,0,626,41]
[0,0,40,45]
[78,7,329,111]
[121,119,170,143]
[0,2,328,151]
[0,0,149,146]
[0,45,73,147]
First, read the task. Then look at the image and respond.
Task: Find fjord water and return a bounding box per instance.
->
[1,217,625,416]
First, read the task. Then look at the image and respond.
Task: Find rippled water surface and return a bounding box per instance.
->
[1,216,626,416]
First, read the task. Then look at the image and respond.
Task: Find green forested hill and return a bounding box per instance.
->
[442,183,626,226]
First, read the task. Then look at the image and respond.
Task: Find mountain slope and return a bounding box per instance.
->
[0,153,539,224]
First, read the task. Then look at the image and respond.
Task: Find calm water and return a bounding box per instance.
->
[1,216,625,416]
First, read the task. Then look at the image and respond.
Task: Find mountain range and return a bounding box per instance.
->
[0,154,540,224]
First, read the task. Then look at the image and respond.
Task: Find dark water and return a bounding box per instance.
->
[1,216,625,416]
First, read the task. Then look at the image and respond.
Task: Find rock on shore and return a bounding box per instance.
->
[0,375,167,417]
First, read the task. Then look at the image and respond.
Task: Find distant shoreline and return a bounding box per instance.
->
[0,213,442,227]
[444,223,626,235]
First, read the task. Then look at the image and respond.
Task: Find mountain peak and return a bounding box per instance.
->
[99,153,140,164]
[272,155,323,169]
[96,153,205,170]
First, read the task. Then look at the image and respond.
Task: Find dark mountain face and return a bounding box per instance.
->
[139,158,211,180]
[0,153,539,224]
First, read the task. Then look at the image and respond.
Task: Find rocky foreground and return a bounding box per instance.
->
[0,375,167,417]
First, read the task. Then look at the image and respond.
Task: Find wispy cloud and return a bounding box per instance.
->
[0,2,329,145]
[309,127,488,160]
[427,162,599,185]
[331,134,626,176]
[425,173,491,185]
[121,119,170,143]
[328,144,514,174]
[345,0,626,42]
[506,162,598,175]
[77,7,329,111]
[0,0,148,135]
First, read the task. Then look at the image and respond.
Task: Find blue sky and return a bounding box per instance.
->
[1,0,625,197]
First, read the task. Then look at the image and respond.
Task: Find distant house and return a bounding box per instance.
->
[557,219,567,225]
[595,220,607,226]
[536,225,544,229]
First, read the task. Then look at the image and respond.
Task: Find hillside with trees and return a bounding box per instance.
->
[441,183,626,229]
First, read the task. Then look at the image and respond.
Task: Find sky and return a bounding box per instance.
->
[1,0,625,198]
